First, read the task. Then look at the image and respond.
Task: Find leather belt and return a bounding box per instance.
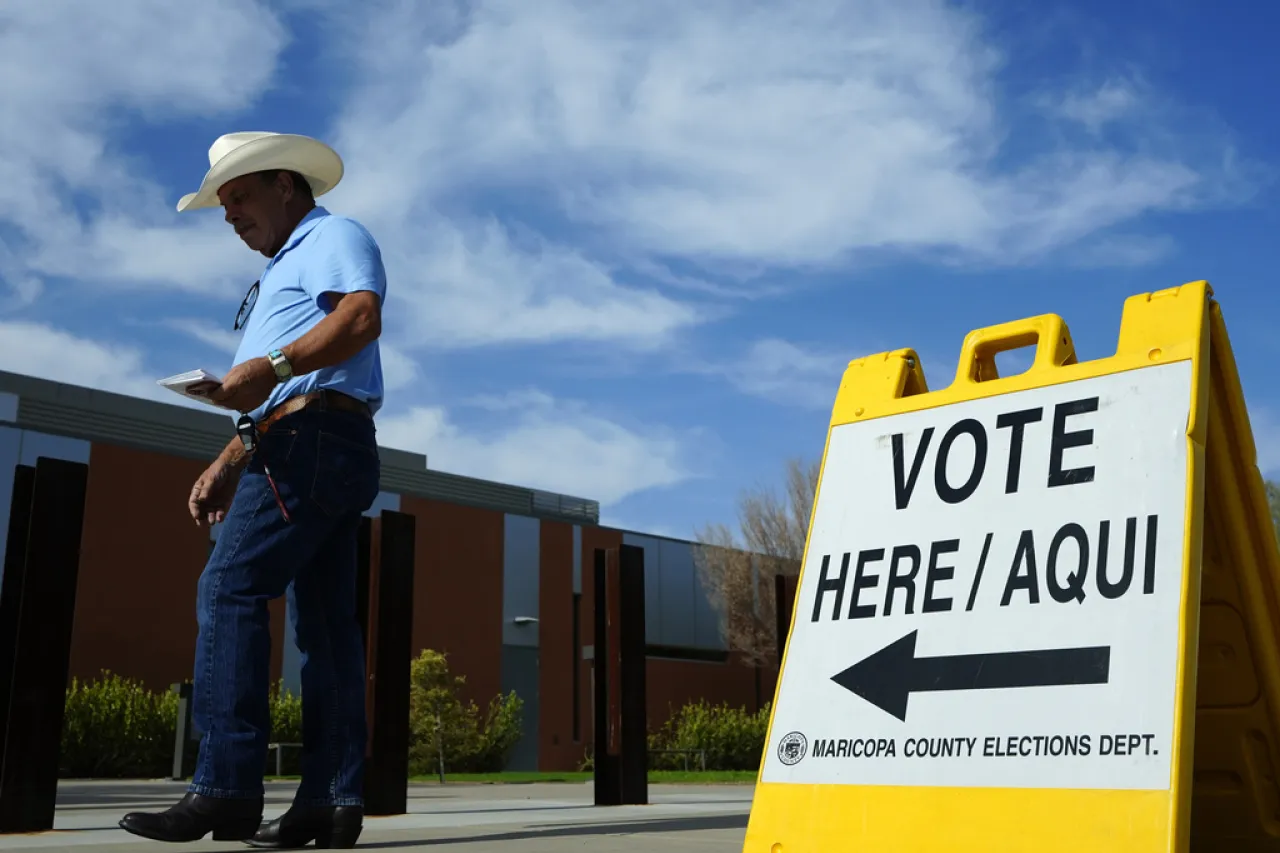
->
[256,389,371,433]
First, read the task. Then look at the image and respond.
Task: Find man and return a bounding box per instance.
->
[120,132,385,849]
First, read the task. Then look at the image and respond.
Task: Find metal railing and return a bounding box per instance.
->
[268,742,303,776]
[648,748,708,772]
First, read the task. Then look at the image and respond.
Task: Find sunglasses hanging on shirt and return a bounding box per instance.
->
[234,280,259,331]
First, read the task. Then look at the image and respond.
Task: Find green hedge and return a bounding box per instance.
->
[61,672,180,778]
[59,672,307,778]
[647,699,771,772]
[59,666,768,778]
[57,649,525,779]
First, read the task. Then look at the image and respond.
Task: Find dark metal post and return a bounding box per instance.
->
[592,547,620,806]
[617,543,647,805]
[0,457,89,833]
[170,682,194,780]
[363,510,415,816]
[775,573,797,664]
[0,465,35,765]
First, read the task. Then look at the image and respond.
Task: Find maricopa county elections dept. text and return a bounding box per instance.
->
[786,733,1160,761]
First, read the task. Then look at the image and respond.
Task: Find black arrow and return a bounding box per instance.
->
[831,630,1110,722]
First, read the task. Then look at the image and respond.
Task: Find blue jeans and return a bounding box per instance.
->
[188,407,380,806]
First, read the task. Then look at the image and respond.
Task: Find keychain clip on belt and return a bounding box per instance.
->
[236,414,292,523]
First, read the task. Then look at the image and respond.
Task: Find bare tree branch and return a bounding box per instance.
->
[694,457,820,667]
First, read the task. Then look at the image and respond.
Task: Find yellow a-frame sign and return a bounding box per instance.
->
[745,281,1280,851]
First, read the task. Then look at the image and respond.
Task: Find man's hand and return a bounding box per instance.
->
[204,356,277,413]
[189,458,242,527]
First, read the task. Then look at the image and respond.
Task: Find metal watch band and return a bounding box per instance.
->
[267,348,292,383]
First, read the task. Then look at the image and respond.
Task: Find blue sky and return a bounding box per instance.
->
[1,0,1277,540]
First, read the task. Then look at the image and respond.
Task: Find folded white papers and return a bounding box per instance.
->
[156,369,229,408]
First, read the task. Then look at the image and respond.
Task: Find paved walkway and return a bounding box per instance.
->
[0,781,753,851]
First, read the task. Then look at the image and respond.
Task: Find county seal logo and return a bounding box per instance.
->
[777,731,807,766]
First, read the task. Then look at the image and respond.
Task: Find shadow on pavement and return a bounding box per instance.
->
[356,813,750,848]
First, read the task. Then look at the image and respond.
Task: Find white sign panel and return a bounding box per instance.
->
[762,360,1192,791]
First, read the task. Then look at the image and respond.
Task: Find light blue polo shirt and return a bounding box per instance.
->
[231,206,387,422]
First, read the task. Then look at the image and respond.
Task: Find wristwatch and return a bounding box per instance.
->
[267,349,293,383]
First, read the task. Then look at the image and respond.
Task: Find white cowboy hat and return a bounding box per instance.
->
[176,131,344,212]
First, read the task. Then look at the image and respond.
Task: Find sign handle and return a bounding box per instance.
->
[953,314,1078,384]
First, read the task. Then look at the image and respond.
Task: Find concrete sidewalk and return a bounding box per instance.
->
[0,780,754,851]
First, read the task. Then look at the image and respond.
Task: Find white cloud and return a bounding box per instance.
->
[317,0,1250,279]
[598,515,686,539]
[376,391,690,504]
[0,2,284,117]
[0,0,285,293]
[0,274,42,311]
[714,338,850,408]
[161,318,243,355]
[376,213,703,351]
[33,218,264,299]
[1046,78,1142,133]
[0,320,173,405]
[378,343,420,391]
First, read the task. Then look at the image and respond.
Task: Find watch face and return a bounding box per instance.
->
[269,352,290,380]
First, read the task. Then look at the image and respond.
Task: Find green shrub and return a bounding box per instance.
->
[648,699,771,772]
[407,649,523,775]
[60,671,179,778]
[267,680,304,775]
[60,673,308,779]
[59,656,525,780]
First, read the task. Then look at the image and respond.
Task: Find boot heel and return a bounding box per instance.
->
[315,823,363,848]
[212,816,264,841]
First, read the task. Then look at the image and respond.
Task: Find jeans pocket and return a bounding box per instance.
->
[310,430,380,517]
[261,428,298,464]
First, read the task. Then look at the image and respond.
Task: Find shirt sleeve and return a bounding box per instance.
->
[303,217,388,311]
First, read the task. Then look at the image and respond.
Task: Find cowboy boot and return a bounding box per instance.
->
[244,803,364,849]
[119,791,264,843]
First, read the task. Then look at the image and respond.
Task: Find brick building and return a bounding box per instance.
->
[0,370,774,772]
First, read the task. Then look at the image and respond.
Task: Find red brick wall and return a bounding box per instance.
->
[647,656,777,728]
[400,496,504,709]
[69,442,287,690]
